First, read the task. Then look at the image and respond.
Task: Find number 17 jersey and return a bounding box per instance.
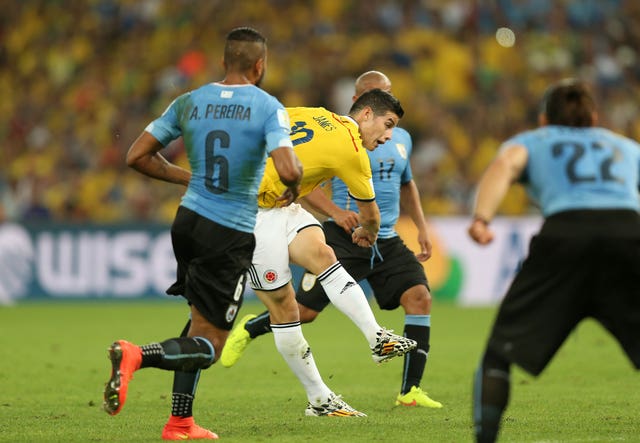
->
[145,83,293,232]
[506,125,640,216]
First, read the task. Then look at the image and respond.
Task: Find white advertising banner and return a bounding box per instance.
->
[395,216,543,306]
[0,217,543,305]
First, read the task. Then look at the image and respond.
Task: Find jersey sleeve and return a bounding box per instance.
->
[144,96,183,146]
[264,98,293,153]
[498,133,530,183]
[337,147,376,201]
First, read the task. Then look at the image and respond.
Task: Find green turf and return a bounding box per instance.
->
[0,299,638,442]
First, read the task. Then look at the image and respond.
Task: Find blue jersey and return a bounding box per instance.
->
[506,125,640,216]
[330,127,413,239]
[146,83,292,232]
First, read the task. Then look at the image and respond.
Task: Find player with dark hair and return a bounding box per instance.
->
[223,87,415,417]
[102,27,302,440]
[469,78,640,442]
[222,71,442,408]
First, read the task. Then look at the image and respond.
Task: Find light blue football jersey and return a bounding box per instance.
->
[506,125,640,216]
[146,83,292,232]
[330,127,413,239]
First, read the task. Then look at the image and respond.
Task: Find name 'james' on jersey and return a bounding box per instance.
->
[145,83,292,232]
[506,125,640,216]
[258,107,375,208]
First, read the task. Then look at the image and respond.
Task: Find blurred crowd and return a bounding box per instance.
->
[3,0,640,224]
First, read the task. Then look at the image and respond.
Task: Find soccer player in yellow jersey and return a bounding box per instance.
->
[226,89,417,416]
[224,71,442,409]
[258,106,376,207]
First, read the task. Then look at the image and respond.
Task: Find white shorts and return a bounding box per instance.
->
[249,204,321,291]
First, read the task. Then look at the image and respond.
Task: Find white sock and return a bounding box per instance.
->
[317,262,380,346]
[272,323,332,405]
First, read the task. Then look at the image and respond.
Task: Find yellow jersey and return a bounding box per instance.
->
[258,107,375,208]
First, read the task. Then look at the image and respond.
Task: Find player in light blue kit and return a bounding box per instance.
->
[102,27,302,440]
[469,78,640,443]
[222,71,442,408]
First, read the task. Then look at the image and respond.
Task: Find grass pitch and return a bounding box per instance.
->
[0,299,638,442]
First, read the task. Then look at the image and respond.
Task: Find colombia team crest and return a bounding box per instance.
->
[263,269,278,283]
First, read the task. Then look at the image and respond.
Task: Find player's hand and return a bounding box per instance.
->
[333,209,360,233]
[415,231,432,262]
[275,185,300,207]
[352,226,376,248]
[468,218,494,245]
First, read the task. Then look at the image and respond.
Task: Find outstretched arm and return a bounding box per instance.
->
[468,144,528,245]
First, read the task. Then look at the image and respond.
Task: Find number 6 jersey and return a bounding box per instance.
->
[145,82,293,233]
[504,125,640,216]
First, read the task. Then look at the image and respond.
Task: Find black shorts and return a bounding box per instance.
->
[296,221,429,311]
[486,209,640,376]
[166,206,255,330]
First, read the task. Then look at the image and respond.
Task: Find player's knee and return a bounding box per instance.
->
[401,285,431,314]
[304,242,337,273]
[186,324,223,365]
[195,334,222,366]
[316,242,337,264]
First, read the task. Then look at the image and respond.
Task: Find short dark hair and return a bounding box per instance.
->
[224,27,266,71]
[349,88,404,119]
[540,78,595,127]
[226,27,266,44]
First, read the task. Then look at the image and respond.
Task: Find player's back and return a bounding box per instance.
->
[513,125,640,216]
[157,83,286,231]
[258,107,372,208]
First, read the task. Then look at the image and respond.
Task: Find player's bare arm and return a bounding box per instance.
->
[126,131,191,186]
[352,200,380,247]
[302,187,359,233]
[400,179,432,261]
[271,146,303,206]
[468,144,528,245]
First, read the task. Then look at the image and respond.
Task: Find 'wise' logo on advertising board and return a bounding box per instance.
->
[0,223,177,304]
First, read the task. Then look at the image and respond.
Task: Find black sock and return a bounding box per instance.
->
[170,370,199,417]
[140,337,214,371]
[169,318,198,418]
[179,319,191,337]
[401,316,430,394]
[473,349,510,443]
[244,310,272,338]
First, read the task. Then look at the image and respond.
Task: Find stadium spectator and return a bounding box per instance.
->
[222,71,442,409]
[468,78,640,442]
[3,1,640,222]
[102,27,302,440]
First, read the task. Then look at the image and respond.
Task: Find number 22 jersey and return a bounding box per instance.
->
[504,125,640,216]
